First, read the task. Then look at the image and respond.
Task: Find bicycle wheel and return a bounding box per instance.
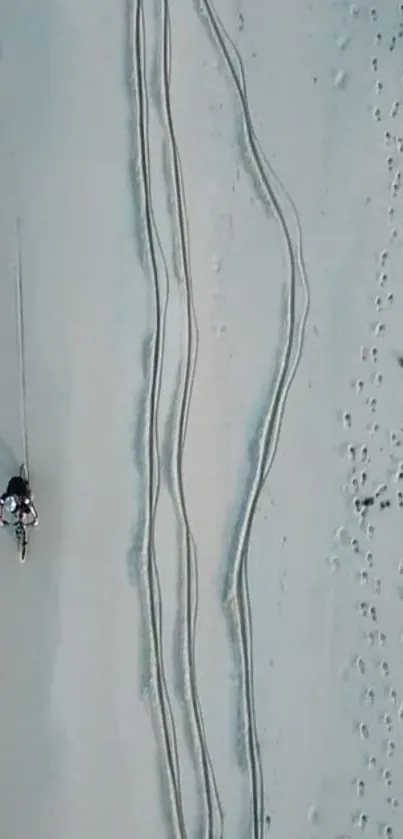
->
[15,521,27,563]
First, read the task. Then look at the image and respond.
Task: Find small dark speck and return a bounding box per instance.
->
[363,496,375,507]
[265,815,271,830]
[397,355,403,367]
[313,76,318,83]
[380,499,391,510]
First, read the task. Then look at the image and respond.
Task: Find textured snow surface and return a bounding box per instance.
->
[0,1,403,838]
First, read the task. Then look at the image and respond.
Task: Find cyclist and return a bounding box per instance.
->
[0,475,39,527]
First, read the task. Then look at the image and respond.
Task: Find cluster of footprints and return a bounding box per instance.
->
[329,5,403,839]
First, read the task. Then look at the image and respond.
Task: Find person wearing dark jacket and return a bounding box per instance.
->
[0,475,38,527]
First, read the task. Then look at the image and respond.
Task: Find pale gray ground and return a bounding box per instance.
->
[0,1,402,838]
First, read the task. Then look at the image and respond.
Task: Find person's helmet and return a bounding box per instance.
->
[4,495,18,514]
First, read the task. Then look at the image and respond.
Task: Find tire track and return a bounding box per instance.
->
[194,3,310,838]
[15,217,29,473]
[219,45,310,486]
[130,2,187,837]
[157,3,224,838]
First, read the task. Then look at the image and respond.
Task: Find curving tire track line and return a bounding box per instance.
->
[195,3,310,839]
[131,2,187,837]
[158,3,224,838]
[213,31,311,487]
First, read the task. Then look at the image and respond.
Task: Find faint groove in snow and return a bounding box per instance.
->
[158,3,224,838]
[194,3,310,839]
[15,217,29,473]
[130,3,187,837]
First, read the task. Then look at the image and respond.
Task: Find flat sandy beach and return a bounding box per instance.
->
[0,1,402,837]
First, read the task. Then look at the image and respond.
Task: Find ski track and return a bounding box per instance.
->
[15,217,29,474]
[130,2,187,837]
[194,2,310,838]
[157,3,224,838]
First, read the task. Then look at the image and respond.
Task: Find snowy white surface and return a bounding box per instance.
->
[0,1,403,838]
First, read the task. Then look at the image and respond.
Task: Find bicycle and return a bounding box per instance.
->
[3,464,32,563]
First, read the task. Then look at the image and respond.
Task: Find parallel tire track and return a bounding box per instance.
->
[131,3,187,837]
[158,4,224,839]
[207,24,310,486]
[195,3,310,839]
